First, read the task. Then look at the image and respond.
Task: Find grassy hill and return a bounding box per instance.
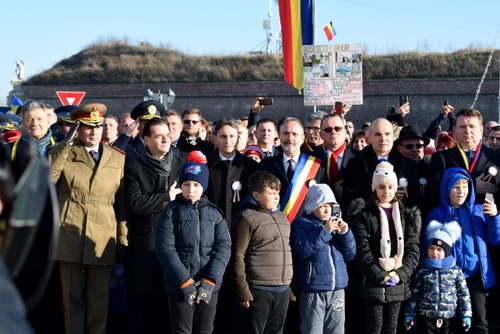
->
[26,40,500,85]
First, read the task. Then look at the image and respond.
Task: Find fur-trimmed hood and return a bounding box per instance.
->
[348,197,421,236]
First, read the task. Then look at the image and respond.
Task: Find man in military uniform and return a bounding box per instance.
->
[49,103,127,334]
[113,100,163,162]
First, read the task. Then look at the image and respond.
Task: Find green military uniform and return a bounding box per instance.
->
[49,103,127,334]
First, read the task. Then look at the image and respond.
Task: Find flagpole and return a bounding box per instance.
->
[312,0,317,113]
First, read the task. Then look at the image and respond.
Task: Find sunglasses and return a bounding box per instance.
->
[401,143,424,150]
[322,126,344,133]
[183,120,200,125]
[305,126,320,132]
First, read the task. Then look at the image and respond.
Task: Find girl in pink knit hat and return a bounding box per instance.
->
[349,161,421,334]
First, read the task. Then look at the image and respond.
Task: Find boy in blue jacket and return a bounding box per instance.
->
[425,167,500,333]
[155,151,231,334]
[292,183,356,334]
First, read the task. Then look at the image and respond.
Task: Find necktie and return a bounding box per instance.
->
[89,150,98,163]
[467,151,475,163]
[378,158,387,163]
[287,159,295,183]
[224,160,230,168]
[265,151,273,158]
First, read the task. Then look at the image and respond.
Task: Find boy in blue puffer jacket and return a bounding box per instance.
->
[292,183,356,334]
[425,167,500,333]
[405,221,472,333]
[155,151,231,334]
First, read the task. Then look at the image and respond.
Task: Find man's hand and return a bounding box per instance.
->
[441,104,455,117]
[64,121,80,145]
[483,198,498,217]
[475,174,496,195]
[240,301,251,308]
[252,97,265,113]
[324,216,339,233]
[399,103,410,117]
[168,181,182,201]
[123,120,139,138]
[341,104,352,117]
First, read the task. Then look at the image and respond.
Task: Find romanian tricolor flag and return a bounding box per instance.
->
[323,21,337,41]
[278,0,313,91]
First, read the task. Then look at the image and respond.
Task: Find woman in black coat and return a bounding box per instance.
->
[349,162,421,334]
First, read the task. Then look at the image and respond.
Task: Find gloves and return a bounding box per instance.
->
[380,271,400,286]
[462,317,471,332]
[180,279,197,305]
[64,121,80,145]
[404,316,414,331]
[196,278,215,304]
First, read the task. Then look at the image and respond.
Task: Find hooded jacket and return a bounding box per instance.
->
[155,194,231,295]
[349,198,421,303]
[426,167,500,289]
[292,213,356,293]
[230,195,293,303]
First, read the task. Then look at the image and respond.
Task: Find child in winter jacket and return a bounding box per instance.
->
[155,151,231,334]
[405,221,472,333]
[230,170,293,334]
[425,167,500,333]
[292,183,356,334]
[350,162,421,334]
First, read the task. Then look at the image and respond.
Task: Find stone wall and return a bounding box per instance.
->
[13,78,500,131]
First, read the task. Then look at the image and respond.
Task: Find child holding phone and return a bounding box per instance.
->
[292,183,356,334]
[425,167,500,333]
[350,162,421,334]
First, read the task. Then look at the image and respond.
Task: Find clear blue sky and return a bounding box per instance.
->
[1,0,499,105]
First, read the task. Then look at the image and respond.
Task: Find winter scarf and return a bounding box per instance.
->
[141,147,172,190]
[421,256,456,270]
[35,129,53,157]
[377,201,405,271]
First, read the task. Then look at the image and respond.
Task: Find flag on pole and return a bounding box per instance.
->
[323,21,337,41]
[10,95,23,114]
[278,0,313,91]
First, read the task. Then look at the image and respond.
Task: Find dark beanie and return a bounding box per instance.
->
[179,151,209,191]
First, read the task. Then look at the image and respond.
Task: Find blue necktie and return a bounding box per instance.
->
[378,158,387,163]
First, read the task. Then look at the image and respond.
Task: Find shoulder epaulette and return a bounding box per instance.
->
[110,146,126,155]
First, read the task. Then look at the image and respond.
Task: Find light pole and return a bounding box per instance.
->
[143,89,153,101]
[165,89,176,110]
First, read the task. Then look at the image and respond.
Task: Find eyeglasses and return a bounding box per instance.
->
[400,143,424,150]
[322,126,344,133]
[306,126,320,132]
[183,120,200,125]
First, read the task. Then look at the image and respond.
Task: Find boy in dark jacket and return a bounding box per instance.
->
[405,221,472,333]
[155,151,231,334]
[292,183,356,334]
[425,167,500,333]
[230,170,293,334]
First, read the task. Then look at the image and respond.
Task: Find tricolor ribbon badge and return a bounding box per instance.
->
[419,178,427,196]
[399,177,409,198]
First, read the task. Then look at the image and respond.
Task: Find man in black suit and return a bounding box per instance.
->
[259,117,327,220]
[114,100,164,162]
[429,108,500,206]
[205,119,259,230]
[124,118,182,333]
[343,118,420,212]
[176,108,214,159]
[320,114,358,210]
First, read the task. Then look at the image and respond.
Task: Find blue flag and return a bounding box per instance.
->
[11,95,23,107]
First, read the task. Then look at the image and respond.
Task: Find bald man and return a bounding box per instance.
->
[343,118,421,210]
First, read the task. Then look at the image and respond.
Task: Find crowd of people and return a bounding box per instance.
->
[1,96,500,334]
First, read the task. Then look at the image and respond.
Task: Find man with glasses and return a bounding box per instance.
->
[320,114,358,207]
[301,111,327,155]
[483,120,499,145]
[395,125,430,162]
[177,108,214,159]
